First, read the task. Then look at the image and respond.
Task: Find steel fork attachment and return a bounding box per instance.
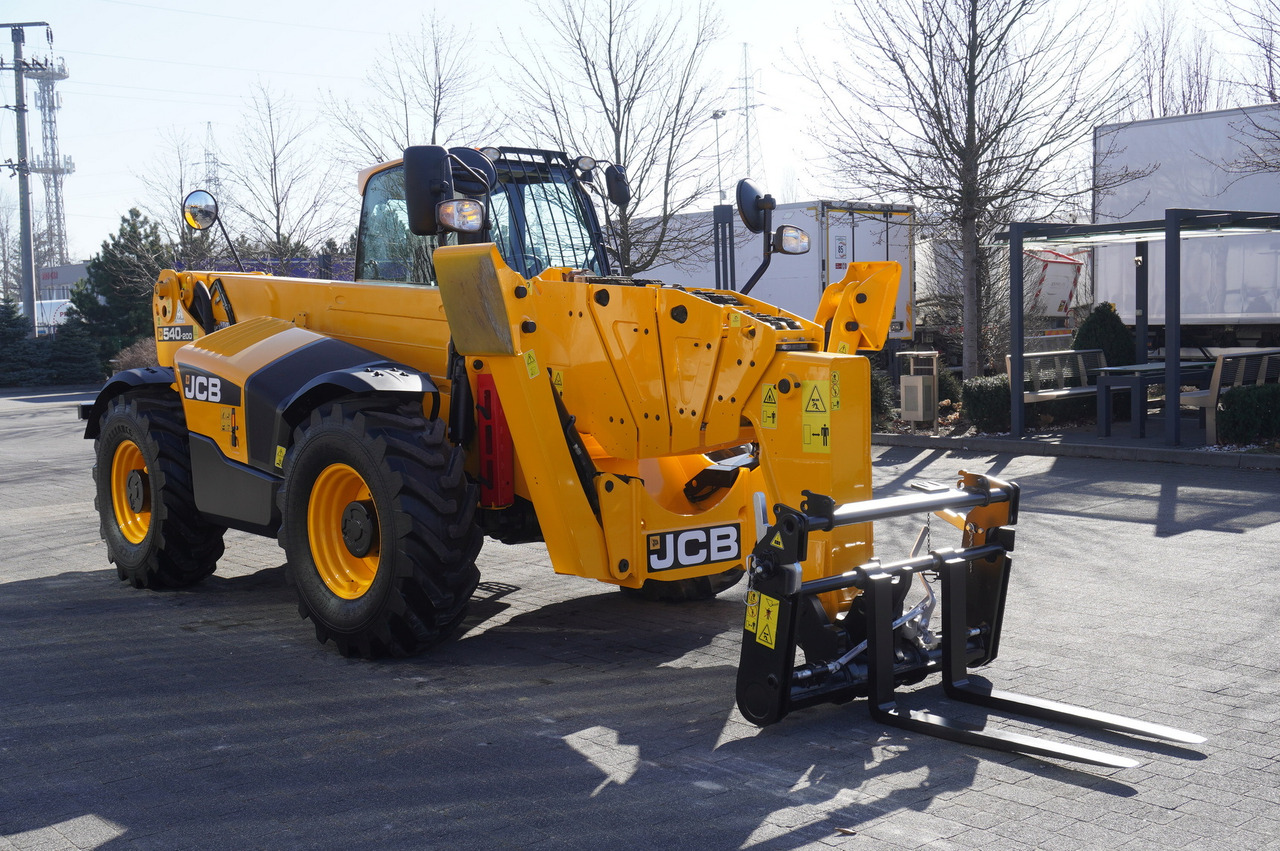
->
[736,472,1205,768]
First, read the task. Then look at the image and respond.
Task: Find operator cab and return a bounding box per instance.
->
[356,146,624,285]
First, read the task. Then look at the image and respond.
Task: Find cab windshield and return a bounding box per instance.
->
[356,152,605,285]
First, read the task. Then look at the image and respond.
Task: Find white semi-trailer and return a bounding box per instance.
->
[645,200,915,343]
[1093,104,1280,344]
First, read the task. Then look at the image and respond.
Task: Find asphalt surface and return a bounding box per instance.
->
[2,388,1278,850]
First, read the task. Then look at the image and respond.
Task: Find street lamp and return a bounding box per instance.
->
[711,109,727,202]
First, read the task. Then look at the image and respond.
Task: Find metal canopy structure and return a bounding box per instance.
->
[1000,209,1280,445]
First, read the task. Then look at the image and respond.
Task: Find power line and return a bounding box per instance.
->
[99,0,392,37]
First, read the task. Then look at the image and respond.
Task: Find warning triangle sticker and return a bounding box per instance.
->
[805,385,826,413]
[175,304,186,324]
[770,532,784,549]
[762,386,777,404]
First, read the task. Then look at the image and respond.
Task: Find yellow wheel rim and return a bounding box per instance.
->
[111,439,151,545]
[307,463,380,600]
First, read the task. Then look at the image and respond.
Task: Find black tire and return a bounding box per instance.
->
[93,393,225,589]
[277,402,482,658]
[620,567,745,602]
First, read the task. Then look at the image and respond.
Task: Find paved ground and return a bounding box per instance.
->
[1,388,1278,850]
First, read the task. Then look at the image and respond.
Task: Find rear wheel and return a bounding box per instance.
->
[93,393,225,588]
[278,402,482,658]
[621,567,745,602]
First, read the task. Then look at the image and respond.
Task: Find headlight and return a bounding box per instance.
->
[437,199,485,233]
[773,225,810,255]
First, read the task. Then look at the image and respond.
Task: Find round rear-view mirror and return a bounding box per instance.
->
[182,190,219,230]
[736,179,767,234]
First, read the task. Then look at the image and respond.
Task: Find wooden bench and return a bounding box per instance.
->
[1006,349,1106,405]
[1179,348,1280,444]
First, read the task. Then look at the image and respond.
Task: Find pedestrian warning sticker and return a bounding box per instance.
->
[801,379,831,453]
[524,350,539,380]
[761,384,778,429]
[744,590,759,632]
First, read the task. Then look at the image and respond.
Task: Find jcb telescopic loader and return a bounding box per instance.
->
[82,145,1201,766]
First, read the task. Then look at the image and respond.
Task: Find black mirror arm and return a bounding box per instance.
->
[739,207,774,297]
[218,217,244,273]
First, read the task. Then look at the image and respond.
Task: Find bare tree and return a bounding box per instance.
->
[1131,0,1231,118]
[225,83,343,274]
[324,13,502,170]
[134,128,223,271]
[802,0,1136,379]
[1223,0,1280,103]
[504,0,722,274]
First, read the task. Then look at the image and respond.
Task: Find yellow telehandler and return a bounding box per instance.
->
[82,144,1200,766]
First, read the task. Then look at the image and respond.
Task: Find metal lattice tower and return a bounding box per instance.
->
[736,45,766,186]
[203,121,222,196]
[27,53,73,266]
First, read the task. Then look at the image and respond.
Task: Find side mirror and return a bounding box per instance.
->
[605,164,631,207]
[406,145,492,236]
[404,145,454,235]
[736,178,773,234]
[182,190,219,230]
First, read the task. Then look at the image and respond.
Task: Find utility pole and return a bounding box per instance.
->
[2,21,51,336]
[711,109,726,202]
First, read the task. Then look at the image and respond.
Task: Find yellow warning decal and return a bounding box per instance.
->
[801,379,831,454]
[756,592,779,649]
[275,445,286,468]
[524,350,539,380]
[831,370,842,411]
[730,312,741,328]
[552,369,565,394]
[744,590,760,633]
[761,384,778,429]
[837,341,850,354]
[770,532,784,550]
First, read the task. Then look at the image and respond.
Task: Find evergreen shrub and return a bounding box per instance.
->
[1218,384,1280,445]
[961,374,1011,432]
[1073,302,1135,368]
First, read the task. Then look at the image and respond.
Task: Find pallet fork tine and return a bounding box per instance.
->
[933,558,1207,746]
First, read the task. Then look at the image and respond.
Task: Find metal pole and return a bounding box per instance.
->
[1009,224,1025,438]
[1164,210,1183,446]
[9,24,40,336]
[1135,242,1148,364]
[712,109,726,203]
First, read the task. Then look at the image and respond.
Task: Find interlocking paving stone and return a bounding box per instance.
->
[2,389,1277,850]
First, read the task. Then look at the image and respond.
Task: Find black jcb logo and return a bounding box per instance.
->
[647,523,740,571]
[183,373,222,402]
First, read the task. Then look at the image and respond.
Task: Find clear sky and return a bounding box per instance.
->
[0,0,1224,263]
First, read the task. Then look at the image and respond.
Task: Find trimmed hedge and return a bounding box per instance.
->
[962,374,1011,432]
[1218,383,1280,445]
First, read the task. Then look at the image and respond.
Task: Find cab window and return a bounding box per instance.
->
[356,165,449,284]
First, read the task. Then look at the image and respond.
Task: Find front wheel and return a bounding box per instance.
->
[93,393,225,588]
[277,402,482,658]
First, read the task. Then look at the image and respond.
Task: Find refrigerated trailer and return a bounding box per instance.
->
[1093,105,1280,344]
[645,200,915,342]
